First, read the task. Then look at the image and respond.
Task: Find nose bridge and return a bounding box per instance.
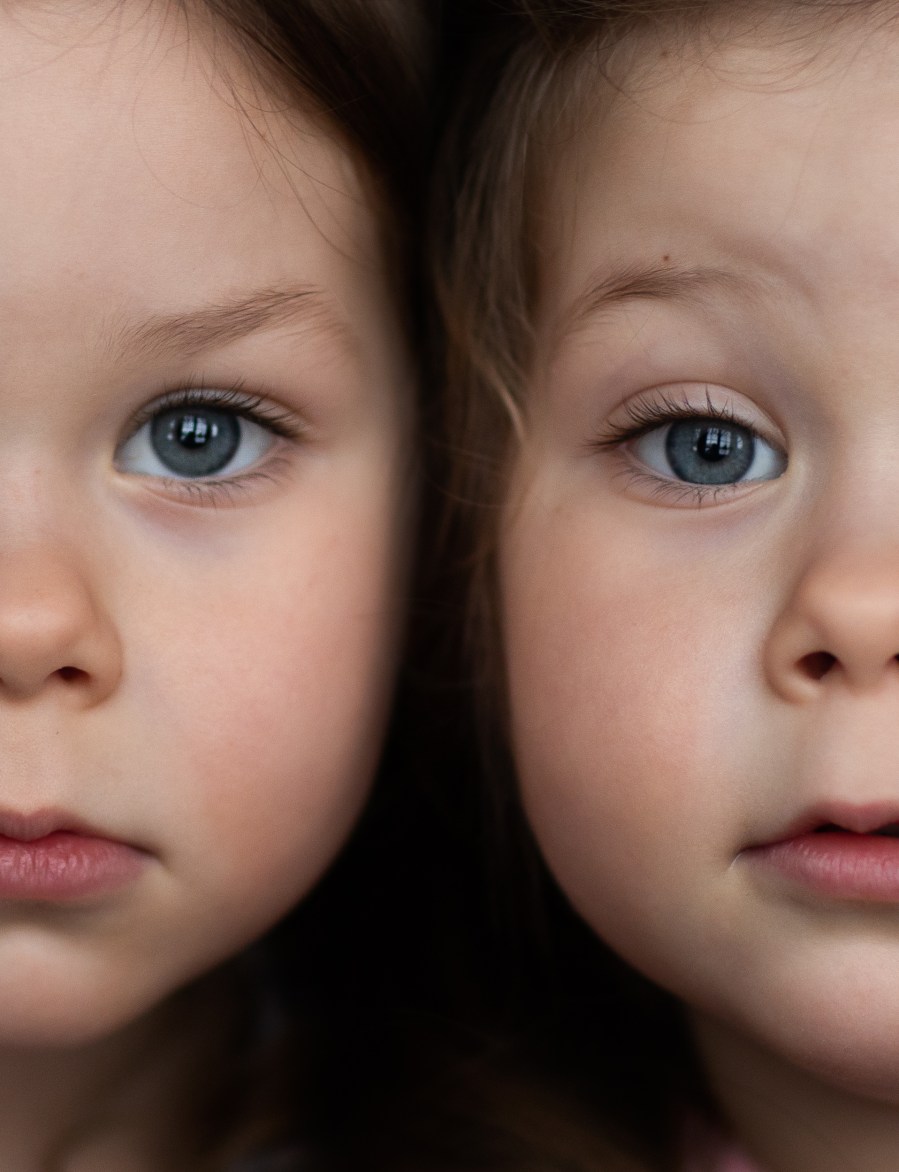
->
[765,513,899,699]
[0,519,121,705]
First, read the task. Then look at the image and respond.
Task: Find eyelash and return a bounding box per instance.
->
[591,388,775,506]
[120,378,305,506]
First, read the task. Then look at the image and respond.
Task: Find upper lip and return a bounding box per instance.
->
[0,807,107,842]
[765,801,899,845]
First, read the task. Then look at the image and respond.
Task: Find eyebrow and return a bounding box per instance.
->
[105,284,354,364]
[557,261,765,343]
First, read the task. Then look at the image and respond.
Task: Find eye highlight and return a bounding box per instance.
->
[116,383,304,501]
[593,388,787,503]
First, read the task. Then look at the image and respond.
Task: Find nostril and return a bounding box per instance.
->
[57,666,87,683]
[799,651,837,681]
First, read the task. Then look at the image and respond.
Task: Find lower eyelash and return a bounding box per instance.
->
[610,465,735,507]
[152,457,293,508]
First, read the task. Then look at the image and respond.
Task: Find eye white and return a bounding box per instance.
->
[633,420,785,483]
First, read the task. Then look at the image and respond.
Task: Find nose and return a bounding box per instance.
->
[765,539,899,701]
[0,543,121,705]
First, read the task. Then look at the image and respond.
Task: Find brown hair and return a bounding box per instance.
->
[189,8,644,1169]
[196,0,432,322]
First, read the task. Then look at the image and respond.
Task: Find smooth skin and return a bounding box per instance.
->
[501,15,899,1172]
[0,1,412,1167]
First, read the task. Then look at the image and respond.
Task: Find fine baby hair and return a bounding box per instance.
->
[0,1,431,1169]
[437,2,899,1170]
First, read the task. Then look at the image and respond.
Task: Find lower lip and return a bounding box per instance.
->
[749,832,899,901]
[0,832,146,900]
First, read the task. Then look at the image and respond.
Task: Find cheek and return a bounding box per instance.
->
[124,491,405,920]
[500,493,769,961]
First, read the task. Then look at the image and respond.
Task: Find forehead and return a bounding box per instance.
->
[542,11,899,338]
[0,0,381,353]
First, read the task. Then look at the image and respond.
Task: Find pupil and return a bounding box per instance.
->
[696,426,731,462]
[176,415,211,448]
[150,407,240,476]
[665,418,753,484]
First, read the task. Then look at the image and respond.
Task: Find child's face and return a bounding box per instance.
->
[0,3,411,1043]
[501,21,899,1098]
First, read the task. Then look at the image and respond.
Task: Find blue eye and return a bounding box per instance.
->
[118,402,276,480]
[633,417,785,485]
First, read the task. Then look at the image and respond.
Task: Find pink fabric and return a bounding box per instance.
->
[682,1139,765,1171]
[708,1148,765,1172]
[681,1117,767,1172]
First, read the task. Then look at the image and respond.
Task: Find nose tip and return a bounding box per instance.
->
[0,560,121,706]
[765,566,899,702]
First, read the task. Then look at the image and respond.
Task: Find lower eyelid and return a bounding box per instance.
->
[614,466,738,506]
[138,454,295,508]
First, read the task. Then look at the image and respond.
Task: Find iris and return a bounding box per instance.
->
[665,419,753,484]
[150,408,240,476]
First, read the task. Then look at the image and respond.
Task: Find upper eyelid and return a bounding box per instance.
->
[593,386,782,449]
[120,383,305,445]
[594,401,744,451]
[614,402,740,440]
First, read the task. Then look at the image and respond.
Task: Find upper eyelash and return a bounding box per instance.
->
[123,378,305,445]
[592,388,744,450]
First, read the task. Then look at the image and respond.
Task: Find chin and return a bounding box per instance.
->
[776,1019,899,1106]
[0,944,181,1051]
[697,957,899,1108]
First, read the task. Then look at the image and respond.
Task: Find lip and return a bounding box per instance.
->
[745,801,899,902]
[0,808,147,901]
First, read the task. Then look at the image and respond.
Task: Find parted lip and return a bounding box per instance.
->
[0,807,112,843]
[760,800,899,847]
